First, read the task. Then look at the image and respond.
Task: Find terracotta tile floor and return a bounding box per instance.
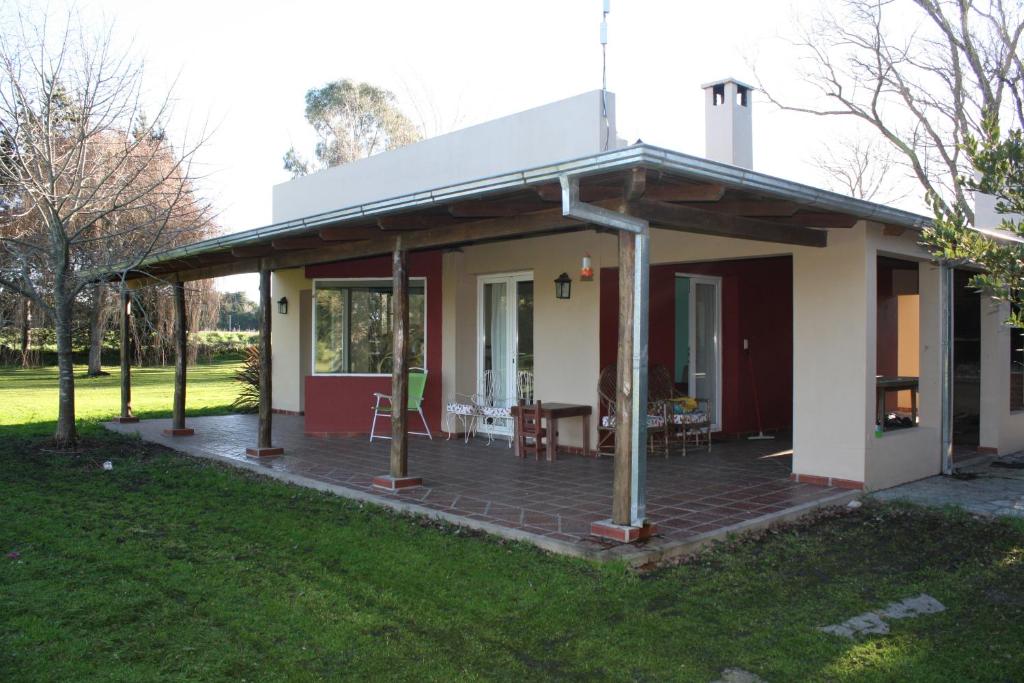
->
[108,414,843,554]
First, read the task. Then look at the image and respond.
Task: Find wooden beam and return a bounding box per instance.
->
[170,282,189,432]
[126,257,263,286]
[130,206,589,286]
[683,200,800,216]
[626,199,828,248]
[390,237,409,478]
[271,236,328,250]
[267,207,584,272]
[614,230,635,527]
[377,214,458,231]
[231,245,276,258]
[533,183,618,202]
[764,212,859,228]
[643,182,726,202]
[318,226,383,241]
[196,253,234,265]
[624,167,647,201]
[447,198,549,218]
[258,269,273,449]
[882,224,907,237]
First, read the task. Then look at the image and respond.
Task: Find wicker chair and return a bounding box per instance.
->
[596,364,668,457]
[648,365,711,455]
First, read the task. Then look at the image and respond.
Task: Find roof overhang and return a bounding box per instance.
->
[111,143,934,285]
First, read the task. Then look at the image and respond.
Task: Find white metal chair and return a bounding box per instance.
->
[370,367,433,442]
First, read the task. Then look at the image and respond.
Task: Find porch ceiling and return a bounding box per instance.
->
[117,144,931,285]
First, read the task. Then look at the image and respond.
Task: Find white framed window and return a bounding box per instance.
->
[312,278,426,376]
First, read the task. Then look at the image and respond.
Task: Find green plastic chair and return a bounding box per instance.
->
[370,367,433,442]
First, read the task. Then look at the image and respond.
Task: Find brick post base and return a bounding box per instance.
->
[162,428,195,437]
[372,475,423,490]
[246,447,284,457]
[590,519,658,543]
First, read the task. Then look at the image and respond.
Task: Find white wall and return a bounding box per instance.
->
[270,268,311,413]
[791,224,872,484]
[979,299,1024,453]
[272,91,618,223]
[450,231,611,448]
[973,191,1024,454]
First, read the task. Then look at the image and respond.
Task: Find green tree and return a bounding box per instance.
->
[283,79,420,177]
[922,113,1024,326]
[217,291,259,331]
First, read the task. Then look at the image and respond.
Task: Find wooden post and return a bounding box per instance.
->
[372,236,422,490]
[613,230,635,526]
[390,240,409,477]
[247,268,283,457]
[163,281,194,436]
[114,287,138,423]
[591,228,655,543]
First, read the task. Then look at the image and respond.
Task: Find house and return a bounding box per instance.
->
[116,81,1024,543]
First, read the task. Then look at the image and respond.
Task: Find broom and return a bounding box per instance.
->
[745,341,775,440]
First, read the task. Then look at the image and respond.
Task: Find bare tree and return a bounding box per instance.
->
[759,0,1024,220]
[0,10,213,446]
[811,134,908,202]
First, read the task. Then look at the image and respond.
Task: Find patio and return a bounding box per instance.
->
[106,414,856,564]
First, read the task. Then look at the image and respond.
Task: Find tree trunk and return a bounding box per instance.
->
[87,284,108,376]
[19,298,31,368]
[53,298,77,448]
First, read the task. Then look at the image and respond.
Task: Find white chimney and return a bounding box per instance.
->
[702,78,754,169]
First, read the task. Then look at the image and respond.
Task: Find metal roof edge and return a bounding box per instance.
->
[127,143,934,271]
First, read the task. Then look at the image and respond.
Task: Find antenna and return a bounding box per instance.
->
[600,0,609,92]
[600,0,610,150]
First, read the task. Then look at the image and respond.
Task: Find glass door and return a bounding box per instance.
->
[675,274,722,430]
[477,272,533,436]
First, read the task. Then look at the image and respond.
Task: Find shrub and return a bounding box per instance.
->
[232,346,260,413]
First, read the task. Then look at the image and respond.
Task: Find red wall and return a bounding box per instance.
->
[302,252,443,435]
[600,256,793,435]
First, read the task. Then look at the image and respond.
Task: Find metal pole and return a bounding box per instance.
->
[940,263,954,474]
[630,228,650,526]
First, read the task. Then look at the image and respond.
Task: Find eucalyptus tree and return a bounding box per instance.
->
[283,79,420,177]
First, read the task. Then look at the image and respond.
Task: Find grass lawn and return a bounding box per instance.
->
[2,366,1024,681]
[0,361,242,436]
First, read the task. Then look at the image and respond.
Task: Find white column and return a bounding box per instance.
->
[792,225,871,486]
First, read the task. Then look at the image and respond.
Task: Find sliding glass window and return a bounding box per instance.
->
[314,280,425,375]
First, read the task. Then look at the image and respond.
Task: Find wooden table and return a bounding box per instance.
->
[510,402,592,461]
[875,376,919,432]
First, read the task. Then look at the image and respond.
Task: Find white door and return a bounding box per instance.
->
[676,274,723,431]
[477,272,534,435]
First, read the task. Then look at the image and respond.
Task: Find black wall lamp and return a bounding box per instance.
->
[554,273,572,300]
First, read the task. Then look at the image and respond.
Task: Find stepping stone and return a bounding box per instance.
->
[819,611,889,638]
[819,594,945,638]
[879,594,946,620]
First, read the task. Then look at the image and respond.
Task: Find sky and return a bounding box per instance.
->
[43,0,925,299]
